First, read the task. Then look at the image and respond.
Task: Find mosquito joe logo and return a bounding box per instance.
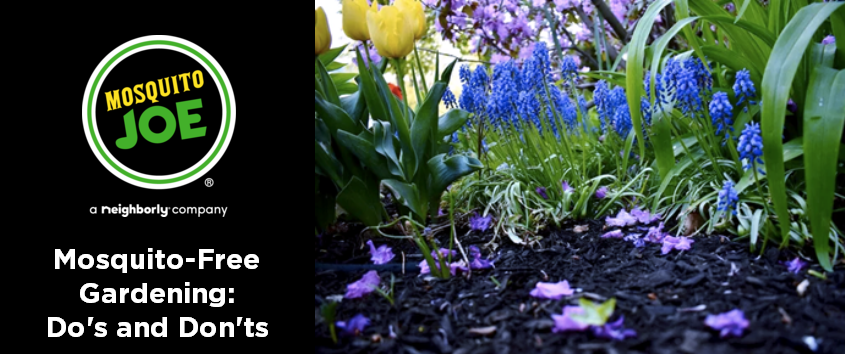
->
[82,36,236,189]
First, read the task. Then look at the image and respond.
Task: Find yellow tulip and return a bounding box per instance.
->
[367,5,415,59]
[395,0,426,40]
[342,0,377,41]
[315,7,332,56]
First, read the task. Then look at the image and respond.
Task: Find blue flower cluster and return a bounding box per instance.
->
[560,56,579,87]
[443,87,457,109]
[737,122,765,174]
[455,43,584,138]
[733,69,757,111]
[709,92,734,145]
[717,180,739,216]
[658,57,714,118]
[594,81,630,137]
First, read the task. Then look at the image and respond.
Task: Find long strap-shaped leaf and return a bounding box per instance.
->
[626,0,674,178]
[760,2,843,258]
[803,66,845,272]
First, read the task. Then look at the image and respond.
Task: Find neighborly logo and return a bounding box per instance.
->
[82,35,236,189]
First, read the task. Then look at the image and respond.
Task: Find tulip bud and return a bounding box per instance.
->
[315,7,332,56]
[395,0,426,40]
[343,0,377,41]
[367,5,415,59]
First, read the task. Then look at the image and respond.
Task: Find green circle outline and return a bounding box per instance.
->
[86,40,231,184]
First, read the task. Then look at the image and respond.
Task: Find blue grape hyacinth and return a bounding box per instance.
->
[709,92,734,144]
[717,180,739,216]
[560,56,578,86]
[733,69,757,111]
[443,87,457,109]
[675,63,703,117]
[737,122,765,174]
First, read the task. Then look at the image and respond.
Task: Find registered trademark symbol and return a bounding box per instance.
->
[204,178,214,187]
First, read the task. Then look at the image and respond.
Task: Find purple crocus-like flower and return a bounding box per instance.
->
[561,181,574,193]
[783,257,807,274]
[530,280,575,300]
[595,186,608,199]
[345,271,380,299]
[606,209,638,227]
[661,236,694,254]
[536,187,549,200]
[367,240,395,265]
[592,316,637,340]
[645,222,668,243]
[601,230,624,239]
[631,207,661,224]
[552,305,590,332]
[705,309,749,338]
[624,234,646,248]
[470,213,493,232]
[822,35,835,45]
[336,314,370,336]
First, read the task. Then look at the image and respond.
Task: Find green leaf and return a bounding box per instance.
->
[315,140,342,187]
[355,49,389,122]
[570,298,616,326]
[316,60,340,106]
[735,138,804,194]
[319,44,348,67]
[803,66,845,272]
[373,121,405,179]
[315,176,337,231]
[336,131,393,181]
[832,7,845,68]
[340,91,366,128]
[438,109,471,138]
[426,154,483,218]
[760,2,843,247]
[627,0,674,168]
[335,82,358,96]
[315,92,356,136]
[750,208,764,248]
[383,180,427,218]
[735,0,751,23]
[411,82,448,174]
[331,72,358,84]
[440,59,458,83]
[336,177,383,227]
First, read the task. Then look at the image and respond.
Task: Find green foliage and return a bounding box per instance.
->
[570,298,617,326]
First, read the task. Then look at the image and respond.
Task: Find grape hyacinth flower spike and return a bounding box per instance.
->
[717,180,739,217]
[733,69,757,111]
[737,122,765,174]
[442,87,457,109]
[536,187,548,200]
[709,92,734,144]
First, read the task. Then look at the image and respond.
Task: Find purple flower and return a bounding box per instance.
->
[592,316,637,340]
[470,213,493,232]
[631,207,661,224]
[624,234,645,248]
[536,187,548,200]
[530,280,575,300]
[468,245,494,270]
[450,260,469,275]
[345,271,380,299]
[705,309,749,338]
[601,230,624,239]
[367,240,395,265]
[606,209,637,227]
[419,248,464,275]
[595,186,608,199]
[661,236,695,254]
[645,222,668,243]
[336,314,370,336]
[561,181,574,193]
[822,35,835,45]
[552,305,590,332]
[783,257,807,274]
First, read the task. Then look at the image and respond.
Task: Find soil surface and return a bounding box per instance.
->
[314,219,845,354]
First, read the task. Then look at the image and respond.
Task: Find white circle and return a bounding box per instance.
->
[82,35,236,189]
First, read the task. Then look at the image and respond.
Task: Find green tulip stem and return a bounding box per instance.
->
[414,46,428,93]
[411,65,423,108]
[364,41,373,68]
[394,58,411,114]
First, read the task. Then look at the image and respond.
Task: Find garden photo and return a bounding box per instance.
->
[315,1,845,353]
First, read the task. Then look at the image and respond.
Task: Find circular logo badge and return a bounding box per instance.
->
[82,35,235,189]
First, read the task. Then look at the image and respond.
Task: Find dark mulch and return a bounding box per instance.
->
[315,219,845,354]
